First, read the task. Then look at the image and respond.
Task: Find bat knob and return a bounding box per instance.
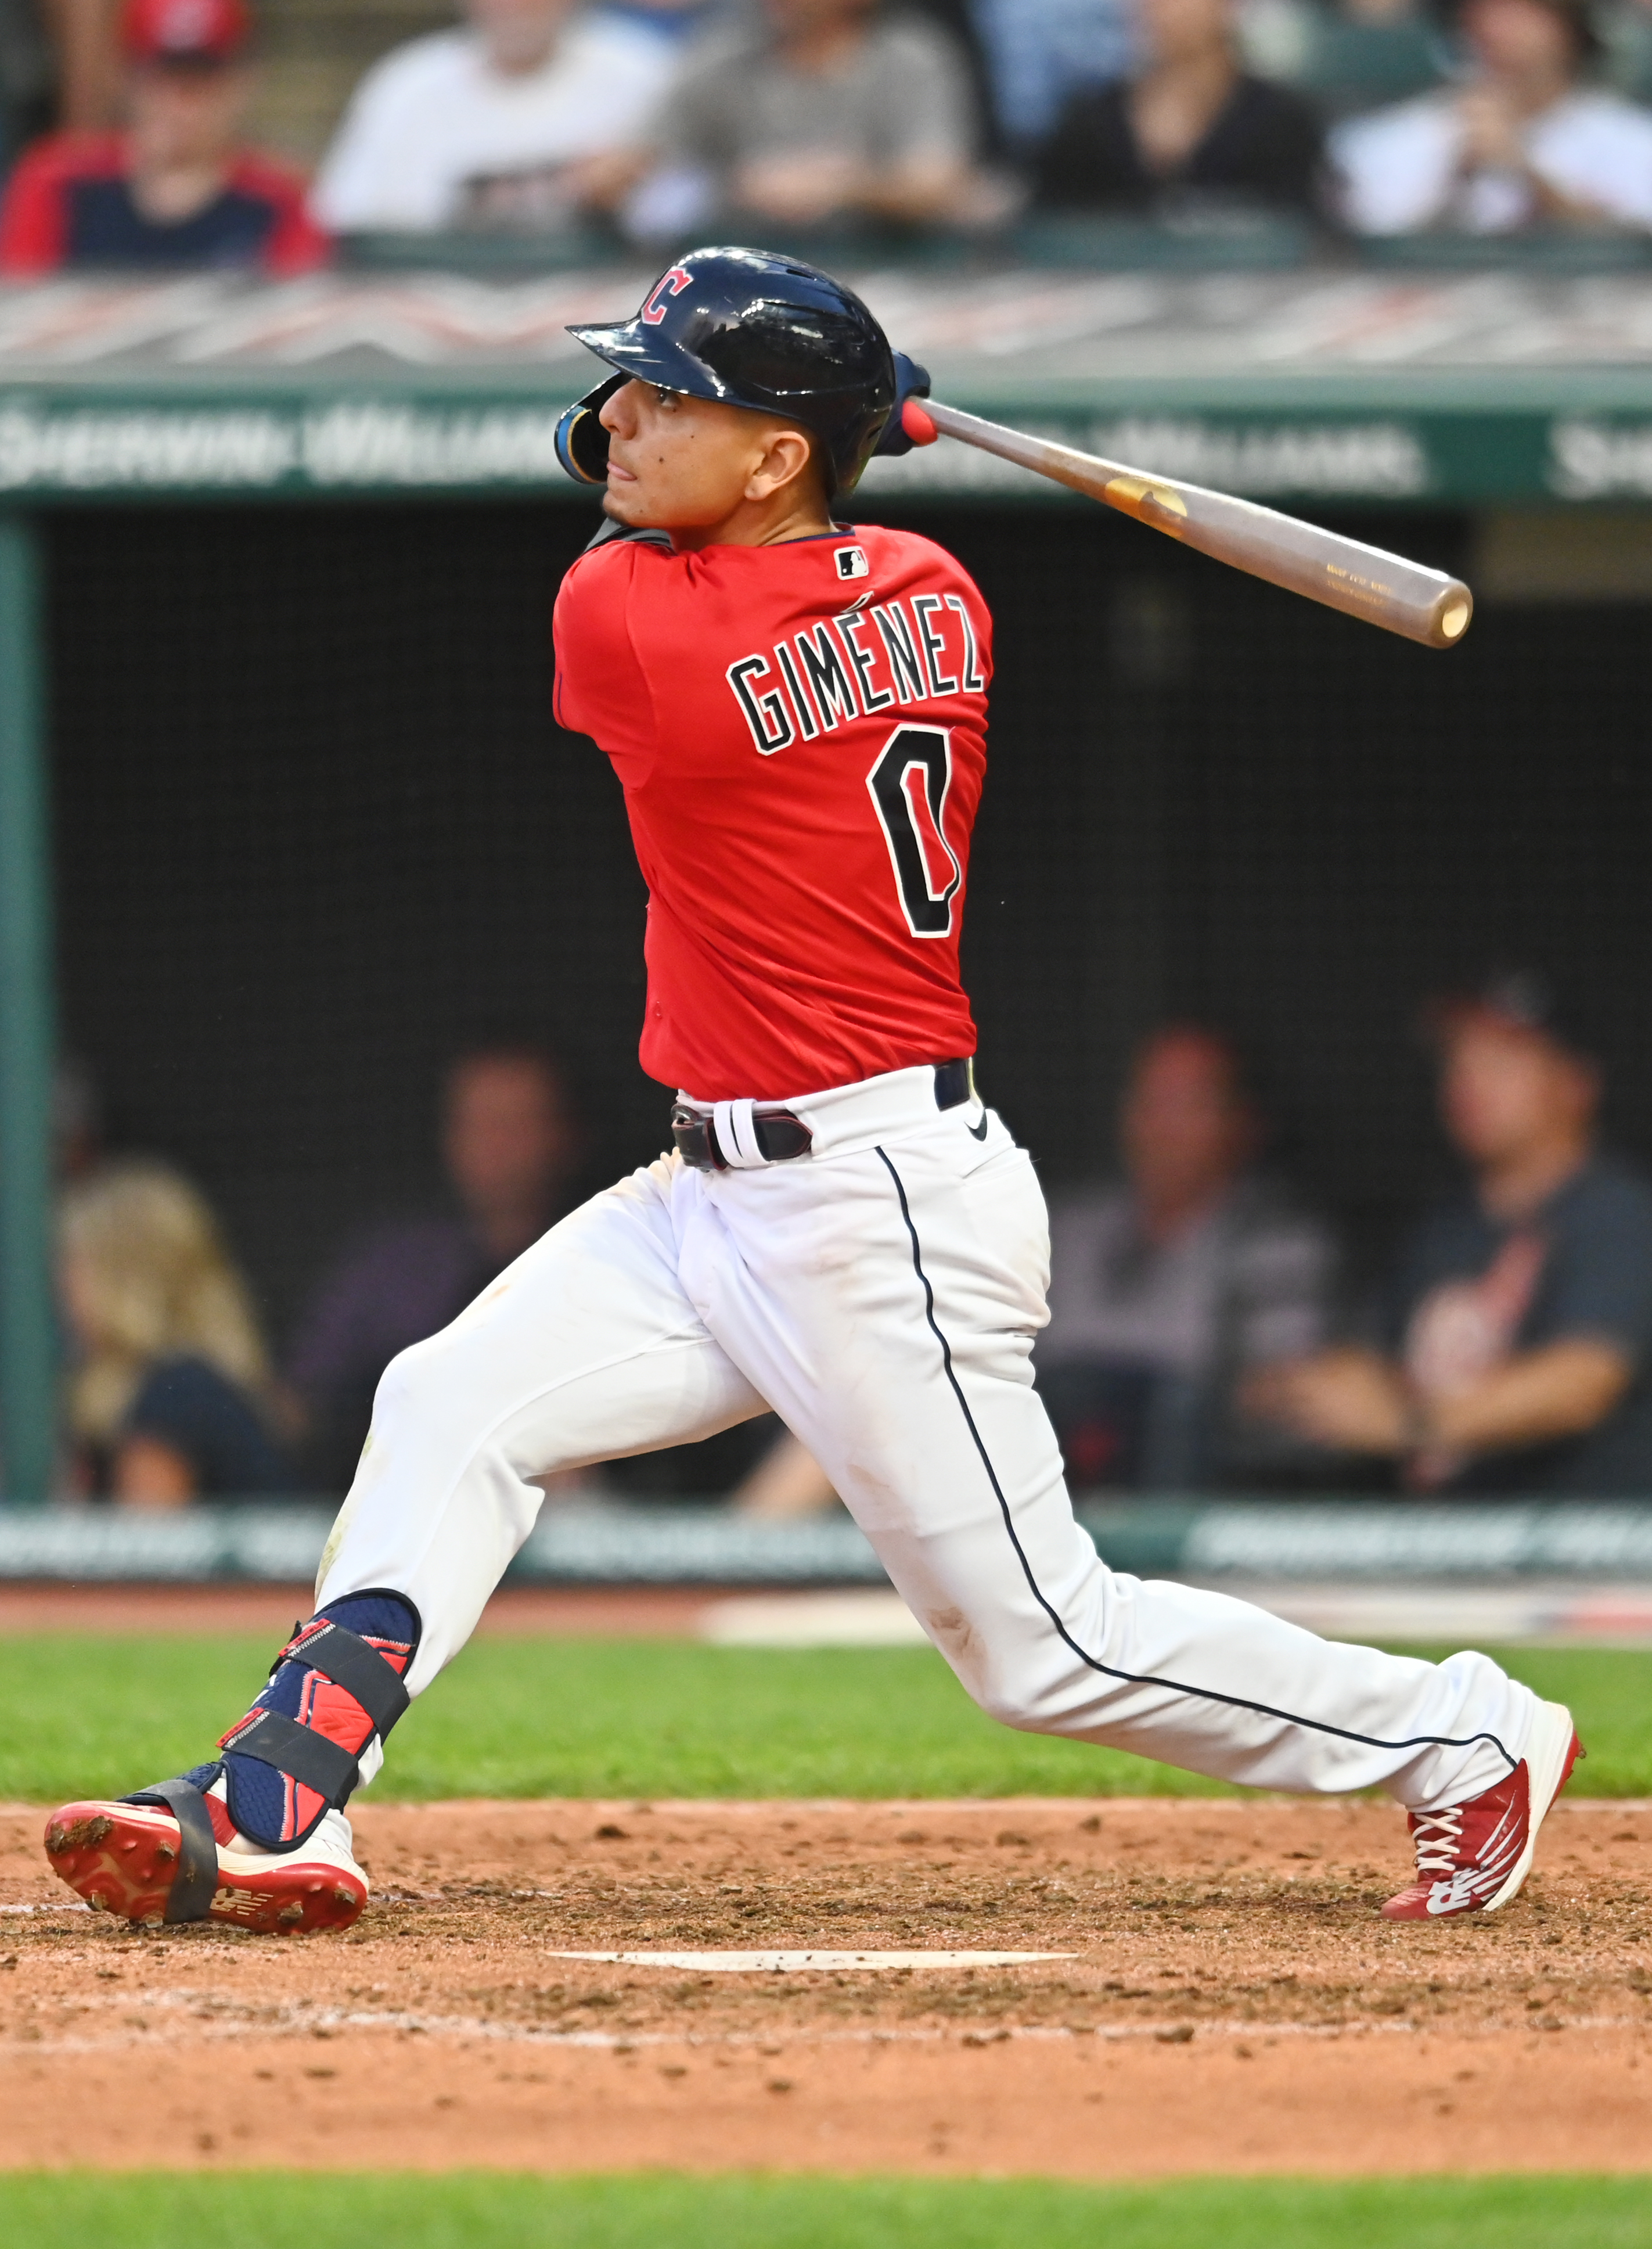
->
[900,398,938,446]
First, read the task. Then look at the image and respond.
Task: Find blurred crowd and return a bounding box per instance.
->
[1044,979,1652,1503]
[53,1040,586,1503]
[1,0,1652,273]
[48,968,1652,1510]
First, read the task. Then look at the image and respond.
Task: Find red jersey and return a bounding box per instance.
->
[553,522,991,1101]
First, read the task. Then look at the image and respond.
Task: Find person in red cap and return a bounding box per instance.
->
[0,0,326,274]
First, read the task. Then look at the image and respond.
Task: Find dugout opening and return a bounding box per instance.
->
[6,495,1652,1496]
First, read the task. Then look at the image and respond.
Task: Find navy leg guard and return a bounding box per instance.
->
[219,1590,419,1850]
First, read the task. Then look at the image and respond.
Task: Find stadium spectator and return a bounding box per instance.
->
[1249,973,1652,1495]
[1331,0,1652,233]
[0,0,326,273]
[286,1042,582,1492]
[310,0,678,235]
[1038,1026,1337,1490]
[1033,0,1324,215]
[614,0,1003,245]
[967,0,1135,146]
[59,1159,294,1503]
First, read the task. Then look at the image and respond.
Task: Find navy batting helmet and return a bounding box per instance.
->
[555,245,924,500]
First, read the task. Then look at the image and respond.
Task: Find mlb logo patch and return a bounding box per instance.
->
[835,545,869,581]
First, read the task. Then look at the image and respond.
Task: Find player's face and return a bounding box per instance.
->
[598,379,823,539]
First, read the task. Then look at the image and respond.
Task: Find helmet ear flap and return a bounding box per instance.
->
[555,372,627,486]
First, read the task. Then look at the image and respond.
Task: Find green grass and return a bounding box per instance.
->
[2,1634,1649,1803]
[3,2172,1651,2248]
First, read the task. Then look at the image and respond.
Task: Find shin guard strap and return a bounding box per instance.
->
[276,1622,412,1738]
[138,1777,219,1924]
[221,1709,358,1801]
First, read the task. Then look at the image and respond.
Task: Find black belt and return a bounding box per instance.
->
[672,1058,975,1172]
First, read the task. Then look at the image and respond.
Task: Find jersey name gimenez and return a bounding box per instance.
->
[552,521,991,1102]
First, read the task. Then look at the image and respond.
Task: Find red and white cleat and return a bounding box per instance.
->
[44,1792,367,1934]
[1382,1698,1583,1921]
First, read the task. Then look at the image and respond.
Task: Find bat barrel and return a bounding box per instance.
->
[919,400,1473,652]
[1153,484,1473,652]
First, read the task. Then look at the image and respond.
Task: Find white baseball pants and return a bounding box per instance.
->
[319,1063,1535,1812]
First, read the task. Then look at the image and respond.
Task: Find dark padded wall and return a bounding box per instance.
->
[51,501,643,1348]
[48,499,1652,1357]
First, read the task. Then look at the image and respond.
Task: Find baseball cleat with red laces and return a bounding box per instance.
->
[1381,1697,1582,1920]
[44,1782,366,1934]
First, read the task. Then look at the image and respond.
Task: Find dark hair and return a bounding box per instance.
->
[1438,0,1601,58]
[1130,1022,1262,1111]
[1421,969,1603,1067]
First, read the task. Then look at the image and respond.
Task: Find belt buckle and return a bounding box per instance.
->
[671,1106,722,1172]
[671,1102,815,1169]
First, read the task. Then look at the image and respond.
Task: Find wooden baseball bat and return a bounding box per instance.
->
[901,399,1472,651]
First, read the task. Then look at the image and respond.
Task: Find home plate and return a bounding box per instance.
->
[549,1950,1072,1973]
[700,1591,928,1647]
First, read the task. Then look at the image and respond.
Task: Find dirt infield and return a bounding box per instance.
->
[0,1583,715,1637]
[1,1795,1650,2176]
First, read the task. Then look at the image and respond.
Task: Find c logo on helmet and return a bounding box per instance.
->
[640,266,693,325]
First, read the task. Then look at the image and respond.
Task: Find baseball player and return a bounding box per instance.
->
[46,247,1578,1936]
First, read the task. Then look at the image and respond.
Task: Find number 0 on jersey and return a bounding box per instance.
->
[868,724,962,939]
